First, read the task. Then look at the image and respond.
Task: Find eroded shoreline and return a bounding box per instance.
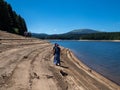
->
[66,49,120,89]
[0,31,120,90]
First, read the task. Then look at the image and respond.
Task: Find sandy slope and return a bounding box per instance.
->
[0,31,120,90]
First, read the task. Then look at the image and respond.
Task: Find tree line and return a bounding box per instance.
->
[0,0,27,36]
[80,32,120,40]
[32,32,120,40]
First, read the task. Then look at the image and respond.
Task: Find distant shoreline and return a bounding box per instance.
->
[78,40,120,42]
[50,39,120,86]
[0,30,119,89]
[48,39,120,42]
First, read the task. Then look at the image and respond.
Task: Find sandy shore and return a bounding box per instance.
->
[78,40,120,42]
[0,31,120,90]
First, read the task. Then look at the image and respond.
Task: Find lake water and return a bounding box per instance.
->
[50,40,120,85]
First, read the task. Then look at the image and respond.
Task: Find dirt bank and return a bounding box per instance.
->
[0,31,120,90]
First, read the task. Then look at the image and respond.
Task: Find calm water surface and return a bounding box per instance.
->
[50,40,120,85]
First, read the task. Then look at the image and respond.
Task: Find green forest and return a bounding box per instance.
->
[1,0,119,40]
[0,0,27,35]
[80,32,120,40]
[32,32,120,40]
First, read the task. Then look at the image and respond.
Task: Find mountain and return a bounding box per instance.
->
[31,29,101,39]
[66,29,100,34]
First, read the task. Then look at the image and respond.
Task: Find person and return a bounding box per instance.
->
[53,43,61,66]
[24,31,28,37]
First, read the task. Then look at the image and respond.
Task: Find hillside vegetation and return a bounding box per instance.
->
[0,30,120,90]
[32,29,120,40]
[0,0,27,35]
[80,32,120,40]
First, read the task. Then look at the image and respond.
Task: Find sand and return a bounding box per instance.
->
[0,30,120,90]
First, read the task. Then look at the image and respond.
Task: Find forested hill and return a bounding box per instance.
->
[32,30,120,40]
[80,32,120,40]
[0,0,27,36]
[65,29,100,34]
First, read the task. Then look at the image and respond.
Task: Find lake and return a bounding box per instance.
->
[49,40,120,85]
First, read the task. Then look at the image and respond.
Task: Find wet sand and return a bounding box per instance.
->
[0,30,120,90]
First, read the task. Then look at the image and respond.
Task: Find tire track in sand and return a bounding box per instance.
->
[0,44,50,90]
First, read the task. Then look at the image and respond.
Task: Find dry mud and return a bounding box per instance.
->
[0,31,120,90]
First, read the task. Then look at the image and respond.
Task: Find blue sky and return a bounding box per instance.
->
[6,0,120,34]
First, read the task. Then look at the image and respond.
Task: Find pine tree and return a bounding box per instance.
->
[0,0,28,35]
